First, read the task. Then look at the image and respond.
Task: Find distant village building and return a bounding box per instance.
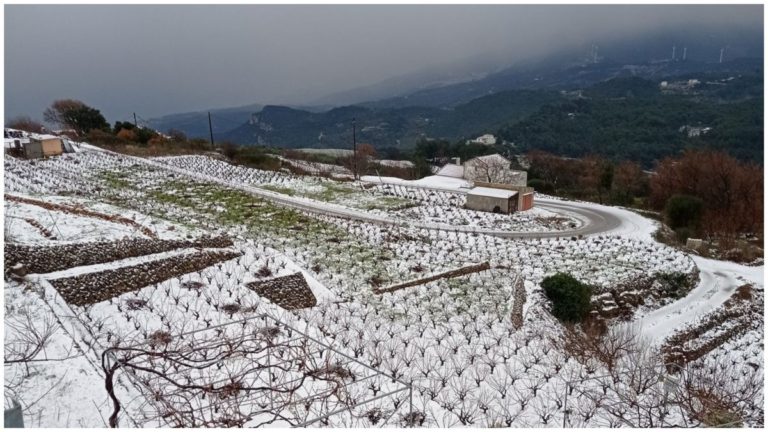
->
[436,154,527,186]
[464,154,527,186]
[679,125,712,138]
[660,79,700,94]
[466,134,497,146]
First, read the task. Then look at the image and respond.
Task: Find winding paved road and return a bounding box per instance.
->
[90,145,624,239]
[156,157,623,239]
[93,148,765,345]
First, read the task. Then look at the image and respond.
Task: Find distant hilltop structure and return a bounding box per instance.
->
[466,134,497,146]
[660,79,700,94]
[679,125,712,138]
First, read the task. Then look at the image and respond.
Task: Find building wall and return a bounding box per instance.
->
[464,162,527,186]
[24,138,62,159]
[474,182,535,211]
[520,193,534,211]
[24,142,44,159]
[41,139,63,156]
[466,195,513,214]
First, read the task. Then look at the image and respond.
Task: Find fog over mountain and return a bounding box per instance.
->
[4,4,762,123]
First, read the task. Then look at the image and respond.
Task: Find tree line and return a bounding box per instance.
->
[7,99,214,155]
[526,149,763,246]
[498,77,763,168]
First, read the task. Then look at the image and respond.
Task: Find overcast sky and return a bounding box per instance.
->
[4,4,763,123]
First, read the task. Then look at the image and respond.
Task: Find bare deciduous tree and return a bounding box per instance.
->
[4,309,58,376]
[6,116,45,133]
[101,319,412,428]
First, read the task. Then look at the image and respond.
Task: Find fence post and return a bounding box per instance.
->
[562,382,569,427]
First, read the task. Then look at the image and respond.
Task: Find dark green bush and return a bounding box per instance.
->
[528,178,555,194]
[665,194,704,231]
[541,273,593,323]
[654,272,693,299]
[674,227,694,243]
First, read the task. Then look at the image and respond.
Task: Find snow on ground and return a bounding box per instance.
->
[151,156,577,233]
[536,194,660,241]
[362,174,472,190]
[4,280,142,427]
[634,255,764,344]
[376,159,414,168]
[4,200,148,243]
[4,195,197,244]
[277,156,352,177]
[3,148,763,427]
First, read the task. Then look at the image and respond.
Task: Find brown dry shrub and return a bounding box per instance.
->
[220,303,241,314]
[257,265,272,277]
[116,128,138,142]
[148,330,173,346]
[367,275,385,288]
[125,298,148,310]
[312,363,355,381]
[182,281,205,290]
[218,381,244,399]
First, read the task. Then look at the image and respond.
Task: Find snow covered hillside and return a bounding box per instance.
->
[4,148,763,427]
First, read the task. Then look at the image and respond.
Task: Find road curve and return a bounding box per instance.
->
[153,159,622,239]
[89,147,625,239]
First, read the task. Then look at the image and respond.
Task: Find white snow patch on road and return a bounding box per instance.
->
[633,253,764,344]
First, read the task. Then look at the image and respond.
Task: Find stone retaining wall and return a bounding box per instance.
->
[50,250,241,306]
[5,236,233,277]
[510,276,526,330]
[661,287,762,368]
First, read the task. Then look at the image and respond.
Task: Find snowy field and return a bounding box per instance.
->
[4,148,763,427]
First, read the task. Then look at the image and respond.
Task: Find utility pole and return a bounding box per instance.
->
[208,112,215,147]
[352,117,357,179]
[133,112,138,127]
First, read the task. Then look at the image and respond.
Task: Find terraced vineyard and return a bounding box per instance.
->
[4,148,763,428]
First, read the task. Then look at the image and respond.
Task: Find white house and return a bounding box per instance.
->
[463,154,527,186]
[466,134,497,146]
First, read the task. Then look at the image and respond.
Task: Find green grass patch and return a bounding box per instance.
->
[361,196,416,211]
[92,165,400,290]
[303,183,358,202]
[259,185,296,196]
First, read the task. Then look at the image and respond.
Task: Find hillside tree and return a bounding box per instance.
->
[44,99,110,135]
[6,116,45,133]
